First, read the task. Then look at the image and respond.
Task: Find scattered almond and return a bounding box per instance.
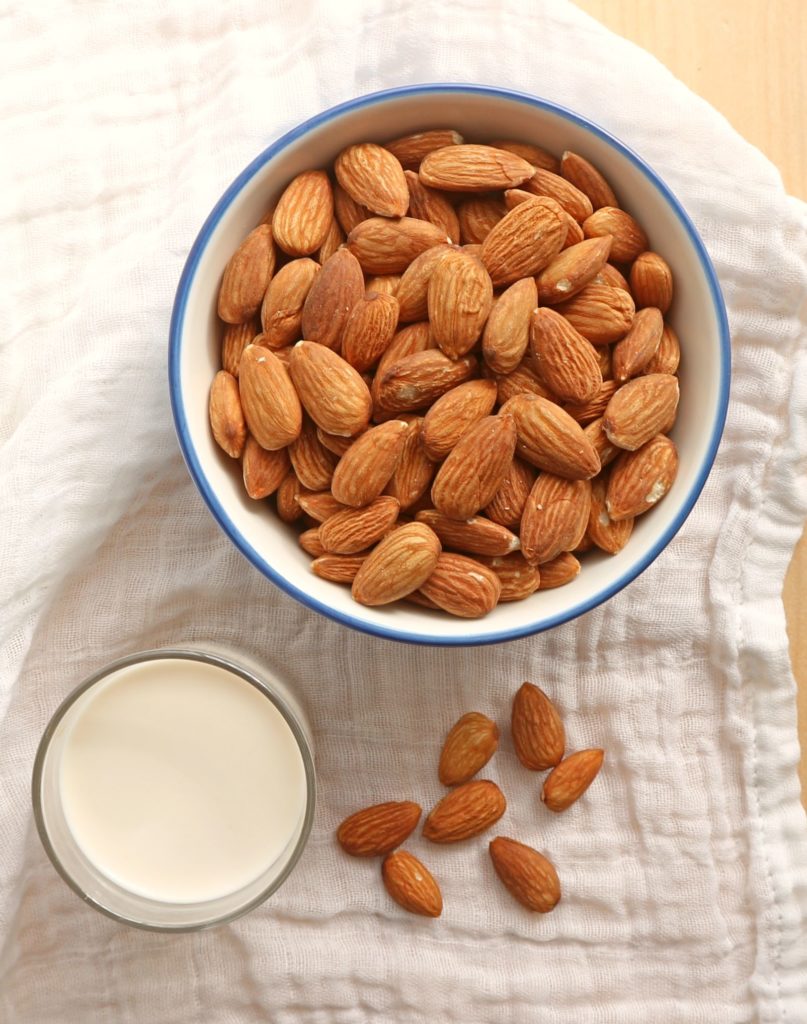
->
[423,780,506,843]
[337,801,422,857]
[489,837,561,913]
[511,682,565,771]
[542,749,604,812]
[438,712,499,786]
[382,850,443,917]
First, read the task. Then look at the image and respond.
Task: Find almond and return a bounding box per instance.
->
[477,552,541,601]
[583,207,648,262]
[423,779,506,842]
[300,247,364,351]
[503,393,601,479]
[588,474,633,553]
[482,277,537,374]
[421,379,498,459]
[317,425,367,457]
[276,471,304,523]
[502,187,541,210]
[537,551,581,589]
[561,212,586,248]
[596,344,613,380]
[351,522,441,605]
[480,197,566,286]
[419,144,534,192]
[335,143,409,218]
[375,350,477,415]
[341,292,400,372]
[564,380,620,426]
[376,321,435,378]
[438,712,499,786]
[320,496,401,554]
[431,415,517,521]
[288,416,338,490]
[217,223,275,324]
[554,283,635,344]
[427,249,493,359]
[606,434,679,520]
[560,151,618,210]
[418,552,501,617]
[536,236,612,305]
[298,527,326,557]
[242,436,290,499]
[511,681,565,770]
[630,251,673,313]
[404,170,460,242]
[221,319,258,376]
[337,800,422,857]
[260,257,321,348]
[492,359,552,404]
[594,262,631,292]
[612,307,664,382]
[365,274,401,297]
[347,216,448,275]
[457,194,507,244]
[530,308,603,404]
[311,553,367,583]
[296,490,347,522]
[584,416,619,468]
[238,345,302,450]
[331,420,409,507]
[522,167,593,223]
[521,474,592,565]
[395,244,453,323]
[489,837,561,913]
[415,510,519,558]
[209,370,246,458]
[317,216,345,264]
[272,170,334,256]
[383,416,435,511]
[385,128,464,170]
[542,749,604,812]
[603,373,679,450]
[289,341,372,437]
[484,458,536,528]
[382,850,443,917]
[644,322,681,376]
[489,139,559,172]
[333,183,370,234]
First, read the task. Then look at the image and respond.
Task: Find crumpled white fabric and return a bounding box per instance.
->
[2,0,807,1020]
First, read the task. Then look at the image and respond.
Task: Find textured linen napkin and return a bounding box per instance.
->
[1,1,806,1021]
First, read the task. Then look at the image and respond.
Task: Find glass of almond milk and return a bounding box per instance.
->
[32,649,315,930]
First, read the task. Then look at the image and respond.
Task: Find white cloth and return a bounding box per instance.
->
[2,0,807,1020]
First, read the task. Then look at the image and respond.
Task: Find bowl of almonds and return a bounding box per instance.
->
[169,84,729,644]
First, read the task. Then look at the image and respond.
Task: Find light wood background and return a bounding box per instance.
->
[574,0,807,799]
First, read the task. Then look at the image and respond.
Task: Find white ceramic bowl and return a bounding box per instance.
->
[169,84,730,646]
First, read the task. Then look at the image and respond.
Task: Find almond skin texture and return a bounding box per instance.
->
[289,341,372,438]
[482,277,537,374]
[260,258,321,349]
[242,437,289,499]
[238,345,302,450]
[221,319,258,376]
[644,323,681,376]
[428,248,494,359]
[382,851,443,918]
[560,151,619,210]
[276,472,304,523]
[298,527,326,557]
[209,370,246,458]
[405,170,461,243]
[331,420,409,507]
[421,379,498,460]
[288,417,338,491]
[365,274,401,298]
[217,223,275,324]
[458,194,508,244]
[603,373,679,451]
[588,474,633,553]
[335,143,409,218]
[554,283,636,345]
[318,426,367,457]
[492,360,552,404]
[384,417,436,511]
[477,552,541,601]
[384,128,464,170]
[297,490,347,522]
[337,801,422,857]
[320,496,401,554]
[481,197,566,287]
[272,170,334,256]
[341,292,400,372]
[542,749,605,812]
[536,236,612,305]
[333,183,370,234]
[438,712,499,786]
[503,393,601,480]
[311,553,367,583]
[423,780,506,843]
[300,247,364,351]
[490,139,559,172]
[584,207,648,262]
[431,415,517,521]
[419,144,534,192]
[484,458,536,528]
[595,262,631,292]
[584,417,619,469]
[606,434,679,521]
[395,244,453,322]
[376,321,435,378]
[317,216,345,264]
[512,682,565,771]
[612,307,664,382]
[347,217,448,275]
[418,553,502,618]
[489,837,561,913]
[415,510,520,558]
[521,474,592,565]
[630,251,674,313]
[564,380,620,426]
[351,522,441,606]
[522,167,593,223]
[530,307,603,404]
[537,551,581,589]
[375,350,477,415]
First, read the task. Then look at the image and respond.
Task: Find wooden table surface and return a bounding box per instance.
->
[574,0,807,799]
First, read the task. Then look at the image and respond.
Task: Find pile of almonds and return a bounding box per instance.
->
[337,682,603,917]
[209,129,681,617]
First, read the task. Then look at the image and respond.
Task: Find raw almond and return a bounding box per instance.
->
[584,417,619,468]
[489,837,561,913]
[419,552,501,617]
[477,552,541,601]
[288,417,338,491]
[480,197,566,286]
[317,216,345,264]
[562,212,586,248]
[395,244,453,323]
[594,262,631,292]
[520,474,592,565]
[490,139,559,172]
[260,257,321,348]
[298,527,326,557]
[383,416,435,511]
[522,167,593,223]
[404,170,461,242]
[419,144,534,192]
[289,341,372,437]
[542,749,604,812]
[375,350,476,415]
[596,344,613,380]
[431,415,517,520]
[560,151,618,210]
[238,345,302,450]
[612,307,663,382]
[382,850,443,917]
[644,322,680,376]
[588,474,633,553]
[606,434,679,520]
[276,471,304,523]
[311,553,367,583]
[630,251,673,313]
[536,236,612,305]
[554,283,635,344]
[438,712,499,786]
[320,496,401,554]
[537,551,581,589]
[217,223,275,324]
[376,321,435,378]
[300,247,364,351]
[337,800,422,857]
[347,216,448,275]
[603,373,679,450]
[511,681,565,770]
[317,425,367,457]
[297,490,347,522]
[492,359,552,404]
[530,307,603,403]
[502,393,601,479]
[385,128,464,170]
[333,183,370,234]
[484,458,536,528]
[351,522,441,605]
[242,436,290,499]
[482,277,537,374]
[427,249,493,359]
[335,143,409,218]
[221,319,258,376]
[583,207,648,262]
[341,292,400,372]
[564,380,620,426]
[272,170,334,256]
[365,274,401,297]
[209,370,246,458]
[416,510,519,558]
[423,779,506,842]
[331,420,409,507]
[458,194,507,244]
[421,378,498,459]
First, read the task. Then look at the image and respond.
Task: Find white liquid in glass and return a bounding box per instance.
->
[58,658,307,903]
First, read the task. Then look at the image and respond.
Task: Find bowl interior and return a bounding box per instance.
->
[171,86,728,645]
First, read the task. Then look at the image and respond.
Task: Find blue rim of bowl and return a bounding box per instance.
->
[169,83,731,648]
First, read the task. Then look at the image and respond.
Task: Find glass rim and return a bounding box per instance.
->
[31,646,316,933]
